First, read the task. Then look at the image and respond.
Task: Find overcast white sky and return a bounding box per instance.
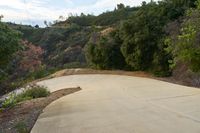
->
[0,0,152,26]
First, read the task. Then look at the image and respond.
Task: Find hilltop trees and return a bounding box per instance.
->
[0,15,3,20]
[118,1,174,75]
[85,0,198,76]
[67,14,96,26]
[167,0,197,7]
[44,20,48,27]
[57,6,139,27]
[117,3,125,10]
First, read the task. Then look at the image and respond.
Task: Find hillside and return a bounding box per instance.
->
[1,1,200,96]
[10,24,91,68]
[6,5,139,70]
[0,5,137,95]
[54,5,139,27]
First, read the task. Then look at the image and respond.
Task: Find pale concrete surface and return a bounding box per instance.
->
[31,74,200,133]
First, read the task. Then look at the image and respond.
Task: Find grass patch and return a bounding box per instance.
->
[17,84,50,100]
[1,84,50,109]
[14,121,28,133]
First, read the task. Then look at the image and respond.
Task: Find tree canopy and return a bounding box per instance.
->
[85,0,199,76]
[0,21,21,69]
[166,0,200,72]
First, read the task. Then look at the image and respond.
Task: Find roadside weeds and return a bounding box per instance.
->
[0,87,81,133]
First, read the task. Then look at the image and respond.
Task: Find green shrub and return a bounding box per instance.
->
[1,84,50,109]
[2,93,17,108]
[63,62,87,69]
[17,84,50,100]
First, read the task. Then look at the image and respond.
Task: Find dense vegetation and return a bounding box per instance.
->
[166,2,200,72]
[86,0,199,76]
[0,20,21,71]
[1,0,200,95]
[55,4,139,27]
[1,84,49,109]
[85,0,200,85]
[85,33,127,69]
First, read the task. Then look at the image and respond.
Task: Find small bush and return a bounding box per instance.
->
[17,84,50,101]
[1,93,17,108]
[1,84,50,109]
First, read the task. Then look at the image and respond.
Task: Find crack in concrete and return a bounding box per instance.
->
[149,101,200,124]
[148,93,200,101]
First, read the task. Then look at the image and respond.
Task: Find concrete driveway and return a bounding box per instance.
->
[31,74,200,133]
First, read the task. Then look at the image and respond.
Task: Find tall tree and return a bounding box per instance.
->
[117,3,125,10]
[0,21,21,69]
[85,34,126,70]
[120,2,168,70]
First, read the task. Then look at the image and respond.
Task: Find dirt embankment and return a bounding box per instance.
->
[35,68,199,88]
[0,87,81,133]
[36,69,153,81]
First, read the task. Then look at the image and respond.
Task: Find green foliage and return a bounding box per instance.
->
[152,50,172,76]
[58,0,193,27]
[0,23,90,96]
[63,62,87,69]
[17,85,50,100]
[120,2,169,72]
[84,0,195,76]
[13,24,89,68]
[67,14,96,26]
[0,22,21,69]
[56,7,139,27]
[2,0,199,88]
[14,122,28,133]
[26,66,57,80]
[85,35,126,70]
[117,3,125,10]
[166,6,200,72]
[0,22,22,94]
[2,93,17,108]
[93,7,139,26]
[167,0,197,8]
[1,85,49,109]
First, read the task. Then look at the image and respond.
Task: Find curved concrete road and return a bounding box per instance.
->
[31,74,200,133]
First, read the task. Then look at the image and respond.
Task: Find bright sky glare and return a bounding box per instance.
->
[0,0,152,26]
